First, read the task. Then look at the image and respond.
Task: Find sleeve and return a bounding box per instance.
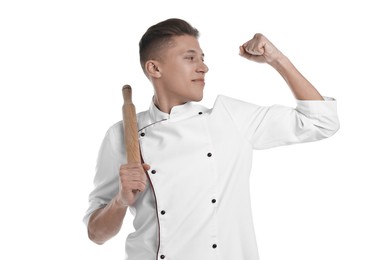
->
[82,122,126,226]
[215,95,340,150]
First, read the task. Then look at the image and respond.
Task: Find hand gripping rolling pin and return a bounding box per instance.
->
[122,85,142,192]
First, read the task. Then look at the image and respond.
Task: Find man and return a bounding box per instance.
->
[84,18,339,260]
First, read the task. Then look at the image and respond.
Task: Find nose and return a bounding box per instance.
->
[197,61,209,74]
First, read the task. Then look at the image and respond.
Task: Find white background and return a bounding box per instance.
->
[1,0,389,259]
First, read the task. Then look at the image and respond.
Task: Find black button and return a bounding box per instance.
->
[198,112,203,115]
[151,170,156,174]
[212,199,216,204]
[160,255,165,259]
[207,153,212,157]
[212,244,217,249]
[161,210,166,215]
[140,132,145,137]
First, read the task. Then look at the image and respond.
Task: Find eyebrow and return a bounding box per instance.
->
[185,49,205,57]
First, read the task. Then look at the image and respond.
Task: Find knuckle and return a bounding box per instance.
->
[254,33,262,38]
[138,183,146,191]
[119,166,129,174]
[132,182,141,190]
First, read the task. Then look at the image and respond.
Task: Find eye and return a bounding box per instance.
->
[185,56,195,61]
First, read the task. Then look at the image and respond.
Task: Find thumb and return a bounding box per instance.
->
[245,45,265,56]
[142,163,151,171]
[239,45,251,59]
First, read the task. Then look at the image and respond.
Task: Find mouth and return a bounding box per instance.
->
[192,78,205,84]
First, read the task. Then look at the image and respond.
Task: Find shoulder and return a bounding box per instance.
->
[211,95,260,114]
[106,120,123,135]
[102,121,124,148]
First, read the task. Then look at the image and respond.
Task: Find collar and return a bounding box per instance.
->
[148,99,207,123]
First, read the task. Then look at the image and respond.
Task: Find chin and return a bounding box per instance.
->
[192,93,203,102]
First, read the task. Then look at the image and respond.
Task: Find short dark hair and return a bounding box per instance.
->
[139,18,199,72]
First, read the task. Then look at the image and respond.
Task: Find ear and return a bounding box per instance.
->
[145,60,162,79]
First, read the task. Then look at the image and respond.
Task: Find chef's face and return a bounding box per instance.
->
[156,35,209,104]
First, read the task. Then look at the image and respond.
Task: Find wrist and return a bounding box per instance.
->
[269,53,290,70]
[113,194,130,210]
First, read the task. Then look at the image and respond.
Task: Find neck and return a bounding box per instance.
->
[153,95,188,114]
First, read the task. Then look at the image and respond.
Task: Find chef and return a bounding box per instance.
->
[83,18,340,260]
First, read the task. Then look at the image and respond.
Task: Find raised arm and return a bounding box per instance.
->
[239,33,323,101]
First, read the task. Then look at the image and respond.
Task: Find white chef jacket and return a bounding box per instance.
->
[84,95,339,260]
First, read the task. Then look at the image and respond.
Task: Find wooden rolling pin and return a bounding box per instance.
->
[122,85,141,164]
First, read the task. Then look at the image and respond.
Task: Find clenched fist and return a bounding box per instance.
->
[239,33,284,65]
[117,162,150,207]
